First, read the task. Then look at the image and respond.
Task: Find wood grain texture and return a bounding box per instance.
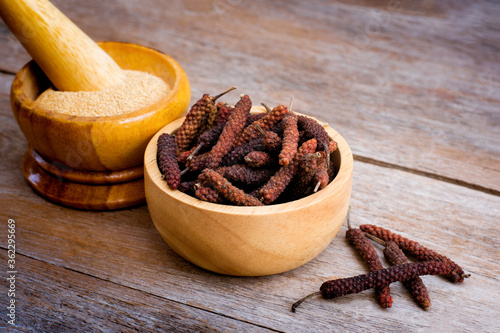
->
[0,1,499,331]
[1,72,499,330]
[0,251,270,332]
[0,0,498,192]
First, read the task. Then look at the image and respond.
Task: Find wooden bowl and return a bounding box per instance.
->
[10,41,191,210]
[144,110,353,276]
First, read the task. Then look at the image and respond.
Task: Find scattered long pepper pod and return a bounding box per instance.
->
[175,87,236,155]
[234,104,288,147]
[206,94,252,170]
[198,169,264,206]
[157,133,181,189]
[245,151,273,168]
[359,224,468,283]
[378,237,432,310]
[279,111,299,165]
[345,222,393,309]
[259,139,317,204]
[291,260,453,312]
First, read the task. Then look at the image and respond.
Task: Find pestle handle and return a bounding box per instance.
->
[0,0,125,92]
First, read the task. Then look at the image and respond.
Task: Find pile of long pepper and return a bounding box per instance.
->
[292,222,469,312]
[157,89,338,206]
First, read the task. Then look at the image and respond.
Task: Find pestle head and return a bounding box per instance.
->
[0,0,125,92]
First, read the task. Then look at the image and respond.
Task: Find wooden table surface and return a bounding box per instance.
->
[1,0,499,331]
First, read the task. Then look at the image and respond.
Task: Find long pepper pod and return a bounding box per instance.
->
[292,260,453,312]
[360,224,468,283]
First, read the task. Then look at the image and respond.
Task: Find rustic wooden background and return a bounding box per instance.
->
[1,0,499,331]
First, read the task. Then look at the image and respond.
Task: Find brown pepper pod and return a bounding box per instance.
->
[298,115,330,166]
[195,182,224,203]
[259,139,317,204]
[292,260,453,312]
[157,133,181,189]
[174,94,213,155]
[198,169,264,206]
[222,138,264,166]
[285,152,321,201]
[205,95,252,170]
[234,104,288,147]
[279,111,299,166]
[217,164,274,186]
[360,224,467,283]
[383,240,432,310]
[346,228,393,308]
[320,260,453,299]
[261,130,282,151]
[214,103,233,126]
[245,151,273,168]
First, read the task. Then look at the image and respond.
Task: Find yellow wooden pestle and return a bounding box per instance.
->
[0,0,125,92]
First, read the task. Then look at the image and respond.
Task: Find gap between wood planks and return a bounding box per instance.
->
[0,68,497,197]
[0,68,16,76]
[353,154,500,197]
[0,249,284,333]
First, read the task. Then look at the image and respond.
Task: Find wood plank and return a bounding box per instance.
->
[1,162,498,331]
[0,251,271,332]
[1,78,498,331]
[0,0,498,192]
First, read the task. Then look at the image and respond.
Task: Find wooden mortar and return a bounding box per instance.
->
[2,0,191,209]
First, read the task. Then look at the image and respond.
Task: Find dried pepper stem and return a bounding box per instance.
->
[261,103,272,113]
[213,86,237,101]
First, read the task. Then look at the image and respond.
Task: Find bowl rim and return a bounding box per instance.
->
[144,108,353,216]
[11,41,186,124]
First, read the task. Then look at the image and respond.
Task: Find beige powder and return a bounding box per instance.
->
[35,70,169,117]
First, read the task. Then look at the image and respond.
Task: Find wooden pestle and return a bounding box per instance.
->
[0,0,125,92]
